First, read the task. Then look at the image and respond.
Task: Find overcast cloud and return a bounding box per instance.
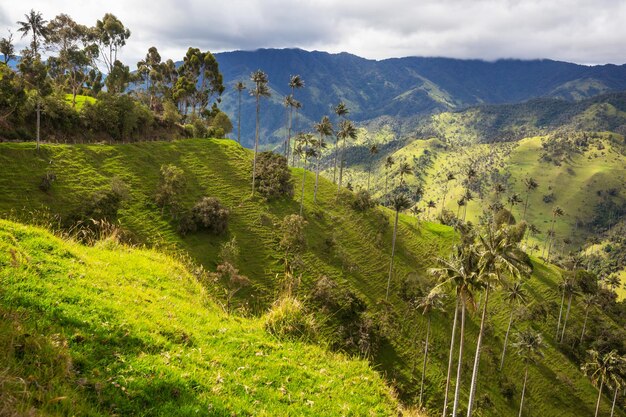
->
[2,0,625,65]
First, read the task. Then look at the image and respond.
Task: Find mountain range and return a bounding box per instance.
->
[213,48,626,146]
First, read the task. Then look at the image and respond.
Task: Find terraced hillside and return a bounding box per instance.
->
[0,139,624,416]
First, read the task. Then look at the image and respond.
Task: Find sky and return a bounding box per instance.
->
[2,0,625,66]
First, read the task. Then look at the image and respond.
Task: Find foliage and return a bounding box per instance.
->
[179,196,229,235]
[263,296,318,342]
[253,151,294,200]
[352,189,375,211]
[155,164,186,216]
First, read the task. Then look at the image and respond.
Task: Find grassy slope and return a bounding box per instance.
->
[64,94,97,111]
[0,139,623,416]
[0,219,399,416]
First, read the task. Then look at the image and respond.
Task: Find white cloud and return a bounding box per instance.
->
[1,0,625,65]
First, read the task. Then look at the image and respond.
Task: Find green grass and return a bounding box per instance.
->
[0,219,400,416]
[0,139,623,416]
[64,94,96,111]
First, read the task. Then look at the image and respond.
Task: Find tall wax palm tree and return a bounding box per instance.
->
[609,364,625,417]
[430,244,481,417]
[507,193,523,215]
[426,200,437,220]
[283,94,296,155]
[545,206,564,261]
[17,9,48,56]
[500,282,527,370]
[440,172,456,216]
[398,161,413,184]
[297,133,314,216]
[494,182,506,202]
[513,329,545,417]
[250,70,270,196]
[555,273,574,339]
[367,143,379,192]
[332,102,349,183]
[522,177,539,221]
[524,223,541,251]
[386,192,412,301]
[416,289,445,408]
[234,81,246,144]
[462,190,474,221]
[466,225,530,417]
[579,294,596,343]
[559,274,579,343]
[313,116,332,202]
[384,156,395,195]
[583,349,626,417]
[286,75,304,159]
[290,99,303,166]
[336,119,357,196]
[456,198,466,219]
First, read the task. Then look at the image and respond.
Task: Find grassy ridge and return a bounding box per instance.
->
[0,139,623,416]
[0,219,400,416]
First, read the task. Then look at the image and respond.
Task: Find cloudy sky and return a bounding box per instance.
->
[2,0,625,65]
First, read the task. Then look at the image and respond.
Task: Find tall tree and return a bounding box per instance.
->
[367,143,379,192]
[500,282,527,370]
[93,13,130,74]
[286,75,304,160]
[250,70,270,196]
[416,289,445,408]
[313,116,332,202]
[507,192,523,215]
[398,161,413,184]
[297,133,314,216]
[332,102,349,183]
[555,273,574,339]
[0,31,15,64]
[386,192,412,301]
[384,156,395,195]
[579,294,596,344]
[336,119,357,195]
[583,350,625,417]
[440,172,456,216]
[559,273,579,343]
[426,200,436,220]
[522,177,539,221]
[234,81,246,144]
[513,329,544,417]
[545,206,565,261]
[17,9,49,57]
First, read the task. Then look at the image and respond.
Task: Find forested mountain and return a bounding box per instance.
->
[214,48,626,146]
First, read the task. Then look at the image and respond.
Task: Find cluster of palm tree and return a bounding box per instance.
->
[427,222,532,416]
[583,349,626,417]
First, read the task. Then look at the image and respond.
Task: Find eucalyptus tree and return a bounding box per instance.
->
[234,81,246,144]
[440,171,456,216]
[522,177,539,220]
[466,225,530,417]
[332,102,349,183]
[500,282,527,370]
[583,349,626,417]
[367,143,379,192]
[136,46,163,110]
[415,289,445,408]
[430,244,481,417]
[579,294,596,343]
[384,156,395,195]
[313,116,332,202]
[93,13,131,74]
[336,119,357,195]
[250,70,271,196]
[386,192,412,301]
[17,9,49,56]
[297,133,314,215]
[513,329,545,417]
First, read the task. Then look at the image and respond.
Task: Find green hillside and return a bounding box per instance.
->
[0,219,399,416]
[0,139,625,416]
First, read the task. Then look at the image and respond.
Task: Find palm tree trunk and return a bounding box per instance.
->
[560,293,572,343]
[595,376,604,417]
[453,299,466,417]
[36,98,41,152]
[442,297,460,417]
[251,95,260,196]
[287,105,293,160]
[419,317,431,407]
[518,366,528,417]
[367,164,371,193]
[523,191,530,220]
[385,167,389,195]
[385,209,400,301]
[611,385,618,417]
[500,308,514,370]
[333,137,338,184]
[337,138,346,194]
[467,287,490,417]
[580,309,590,343]
[237,91,242,144]
[441,185,449,217]
[556,289,565,339]
[314,156,320,203]
[300,156,307,216]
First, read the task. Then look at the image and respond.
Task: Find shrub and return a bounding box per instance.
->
[279,214,307,257]
[254,151,294,200]
[180,197,229,235]
[39,172,57,192]
[352,189,375,211]
[263,296,318,342]
[155,164,186,217]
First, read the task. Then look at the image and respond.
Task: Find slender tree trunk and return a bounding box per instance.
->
[523,191,530,220]
[300,156,307,216]
[314,156,320,203]
[560,293,572,343]
[467,287,490,417]
[333,137,338,184]
[441,186,448,217]
[419,317,431,408]
[453,299,466,417]
[580,308,590,343]
[237,91,242,144]
[556,289,565,339]
[500,308,515,370]
[36,98,41,152]
[385,209,400,301]
[337,138,346,195]
[287,105,293,159]
[595,376,604,417]
[518,366,528,417]
[611,385,618,417]
[385,167,389,195]
[367,164,371,193]
[442,297,460,417]
[251,95,260,196]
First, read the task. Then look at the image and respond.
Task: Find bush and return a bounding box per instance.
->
[82,93,154,141]
[263,296,318,342]
[155,164,186,217]
[352,189,375,211]
[179,197,229,235]
[39,172,57,192]
[254,151,294,200]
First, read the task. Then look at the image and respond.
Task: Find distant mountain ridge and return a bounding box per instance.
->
[213,48,626,146]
